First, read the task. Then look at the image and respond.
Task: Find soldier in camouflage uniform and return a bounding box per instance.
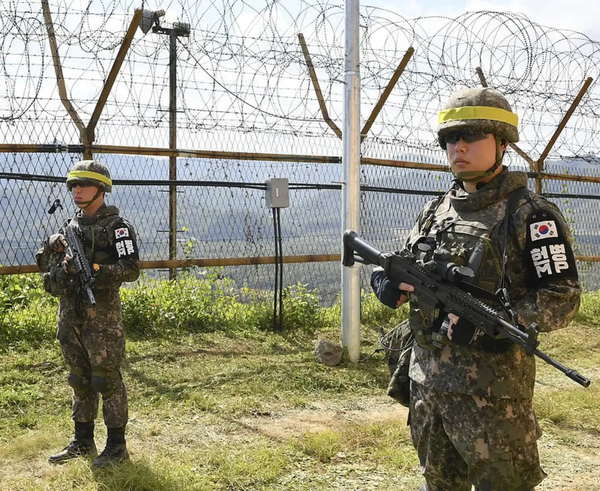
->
[371,88,580,490]
[36,160,140,467]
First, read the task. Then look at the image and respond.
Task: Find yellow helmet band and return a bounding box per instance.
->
[67,170,112,187]
[438,105,518,128]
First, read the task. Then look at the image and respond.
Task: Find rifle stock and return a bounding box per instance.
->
[65,225,96,306]
[342,229,590,388]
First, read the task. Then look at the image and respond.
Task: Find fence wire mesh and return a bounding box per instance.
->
[1,1,600,314]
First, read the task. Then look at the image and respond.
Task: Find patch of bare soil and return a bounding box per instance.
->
[239,396,408,439]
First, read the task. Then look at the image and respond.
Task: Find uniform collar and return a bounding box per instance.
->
[450,168,528,212]
[76,204,120,225]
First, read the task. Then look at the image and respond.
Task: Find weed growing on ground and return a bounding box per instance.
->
[1,274,599,490]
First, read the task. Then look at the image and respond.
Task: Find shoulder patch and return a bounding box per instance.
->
[525,209,578,286]
[110,218,138,259]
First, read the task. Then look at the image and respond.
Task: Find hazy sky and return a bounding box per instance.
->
[373,0,600,41]
[145,0,600,43]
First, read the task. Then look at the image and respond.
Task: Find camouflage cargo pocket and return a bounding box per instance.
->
[380,319,414,407]
[43,265,75,297]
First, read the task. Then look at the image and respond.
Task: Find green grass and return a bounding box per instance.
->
[0,329,418,490]
[0,274,599,490]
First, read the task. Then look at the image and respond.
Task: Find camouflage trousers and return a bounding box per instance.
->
[409,381,546,491]
[57,290,128,428]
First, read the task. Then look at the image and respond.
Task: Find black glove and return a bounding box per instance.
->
[371,270,403,309]
[443,315,482,345]
[441,314,513,352]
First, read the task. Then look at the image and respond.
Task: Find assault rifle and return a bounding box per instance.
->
[342,230,590,388]
[64,225,96,306]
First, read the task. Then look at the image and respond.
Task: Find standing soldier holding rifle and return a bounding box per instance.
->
[36,160,140,467]
[369,88,581,490]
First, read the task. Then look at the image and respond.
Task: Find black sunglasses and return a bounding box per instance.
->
[444,130,489,145]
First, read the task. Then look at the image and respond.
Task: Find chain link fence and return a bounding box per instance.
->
[2,2,599,313]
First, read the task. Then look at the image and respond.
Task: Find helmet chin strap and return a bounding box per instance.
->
[75,188,103,209]
[453,135,504,183]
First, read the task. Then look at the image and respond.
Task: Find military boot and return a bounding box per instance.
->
[48,421,96,464]
[92,426,129,467]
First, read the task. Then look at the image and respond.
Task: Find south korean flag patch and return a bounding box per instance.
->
[114,224,138,259]
[530,220,558,241]
[525,209,578,286]
[115,227,130,239]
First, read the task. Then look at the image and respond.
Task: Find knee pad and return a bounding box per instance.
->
[67,367,92,397]
[91,369,121,399]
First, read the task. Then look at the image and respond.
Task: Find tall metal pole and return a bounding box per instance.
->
[341,0,361,362]
[168,32,178,280]
[153,20,189,279]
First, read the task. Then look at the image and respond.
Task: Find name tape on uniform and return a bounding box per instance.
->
[116,239,136,258]
[530,243,571,278]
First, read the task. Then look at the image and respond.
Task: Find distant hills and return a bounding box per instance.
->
[2,152,599,296]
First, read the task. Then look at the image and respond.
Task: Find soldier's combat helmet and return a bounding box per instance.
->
[437,87,519,150]
[437,88,519,182]
[66,160,112,193]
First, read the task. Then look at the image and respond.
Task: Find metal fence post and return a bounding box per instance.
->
[341,0,361,363]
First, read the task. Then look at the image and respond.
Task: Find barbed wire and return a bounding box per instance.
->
[1,1,599,163]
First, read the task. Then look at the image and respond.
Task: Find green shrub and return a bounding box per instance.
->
[121,269,241,338]
[278,283,325,333]
[0,270,332,351]
[121,274,327,338]
[235,287,273,331]
[0,272,47,312]
[5,266,595,355]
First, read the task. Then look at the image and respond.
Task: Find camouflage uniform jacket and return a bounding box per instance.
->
[36,204,140,302]
[407,169,581,400]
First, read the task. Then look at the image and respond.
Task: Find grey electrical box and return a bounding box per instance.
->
[265,178,289,208]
